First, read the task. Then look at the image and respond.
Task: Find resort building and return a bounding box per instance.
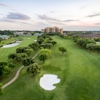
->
[41,26,63,34]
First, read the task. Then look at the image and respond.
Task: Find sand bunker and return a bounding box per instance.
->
[39,74,60,90]
[2,41,21,48]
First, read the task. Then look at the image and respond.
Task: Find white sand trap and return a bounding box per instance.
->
[2,42,21,48]
[28,38,30,39]
[34,40,37,42]
[40,74,60,90]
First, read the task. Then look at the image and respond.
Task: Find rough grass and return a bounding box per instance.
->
[0,36,100,100]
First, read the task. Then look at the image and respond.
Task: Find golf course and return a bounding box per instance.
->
[0,36,36,61]
[0,36,100,100]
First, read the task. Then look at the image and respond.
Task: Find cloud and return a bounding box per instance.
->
[36,14,59,21]
[6,12,30,20]
[86,13,100,17]
[0,3,10,7]
[0,3,18,11]
[50,11,55,13]
[63,19,79,22]
[19,22,33,25]
[0,18,32,25]
[0,18,15,22]
[95,23,100,25]
[47,20,65,26]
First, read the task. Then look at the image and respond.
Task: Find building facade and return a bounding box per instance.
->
[41,26,63,34]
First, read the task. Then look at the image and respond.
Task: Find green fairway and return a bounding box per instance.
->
[0,36,36,61]
[96,42,100,46]
[0,36,100,100]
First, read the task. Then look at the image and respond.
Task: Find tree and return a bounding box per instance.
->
[27,63,41,75]
[46,43,52,49]
[24,49,33,56]
[0,38,2,43]
[39,53,48,63]
[51,41,57,46]
[0,62,11,78]
[8,53,17,60]
[73,36,81,42]
[22,57,34,66]
[16,47,27,53]
[59,34,64,38]
[40,43,52,49]
[8,63,15,68]
[21,53,28,58]
[15,54,22,62]
[0,84,3,95]
[94,37,100,42]
[83,39,96,48]
[95,46,100,52]
[86,43,95,51]
[37,38,44,44]
[29,42,39,50]
[39,48,51,56]
[48,37,53,41]
[77,39,85,47]
[2,66,11,76]
[59,47,67,54]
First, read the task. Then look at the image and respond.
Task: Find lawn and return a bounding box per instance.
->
[96,42,100,46]
[0,36,100,100]
[0,36,36,61]
[0,36,36,84]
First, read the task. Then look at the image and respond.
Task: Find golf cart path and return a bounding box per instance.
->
[2,52,39,89]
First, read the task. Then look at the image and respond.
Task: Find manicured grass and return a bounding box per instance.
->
[0,36,100,100]
[0,36,36,84]
[96,42,100,46]
[0,36,36,61]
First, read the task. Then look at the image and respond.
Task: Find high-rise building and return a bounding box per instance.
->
[41,26,63,34]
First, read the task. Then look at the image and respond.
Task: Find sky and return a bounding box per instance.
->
[0,0,100,31]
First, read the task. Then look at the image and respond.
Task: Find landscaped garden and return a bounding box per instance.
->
[0,35,100,100]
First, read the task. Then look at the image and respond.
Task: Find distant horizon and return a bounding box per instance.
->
[0,0,100,31]
[1,29,100,31]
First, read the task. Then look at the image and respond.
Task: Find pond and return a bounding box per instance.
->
[2,41,22,48]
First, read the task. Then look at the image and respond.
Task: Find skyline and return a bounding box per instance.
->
[0,0,100,31]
